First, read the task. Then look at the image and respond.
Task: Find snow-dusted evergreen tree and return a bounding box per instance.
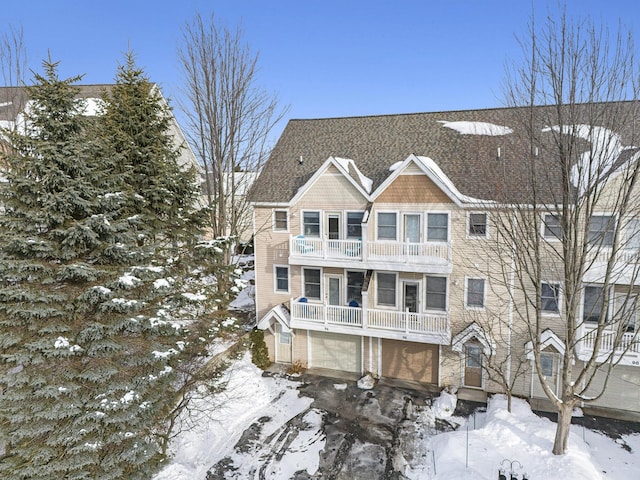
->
[0,58,214,479]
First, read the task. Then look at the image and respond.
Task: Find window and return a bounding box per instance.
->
[347,212,364,239]
[377,272,396,306]
[583,285,607,323]
[468,213,487,237]
[427,213,448,241]
[543,214,562,240]
[426,276,447,311]
[274,266,289,293]
[279,330,292,345]
[377,212,397,240]
[303,211,321,237]
[588,215,615,246]
[466,278,485,308]
[615,293,637,332]
[466,344,482,368]
[541,282,560,313]
[303,268,321,300]
[627,218,640,250]
[540,353,554,377]
[273,210,288,231]
[347,271,365,306]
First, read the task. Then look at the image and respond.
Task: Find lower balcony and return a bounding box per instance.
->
[289,299,451,345]
[578,329,640,366]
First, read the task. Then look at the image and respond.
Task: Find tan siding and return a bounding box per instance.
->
[264,330,276,362]
[377,174,453,204]
[292,329,308,366]
[299,174,368,207]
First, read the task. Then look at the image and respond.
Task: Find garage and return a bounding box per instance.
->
[381,339,438,384]
[309,331,362,373]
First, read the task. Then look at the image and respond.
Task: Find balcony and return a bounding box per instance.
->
[578,329,640,366]
[289,236,452,273]
[584,247,640,284]
[289,298,451,345]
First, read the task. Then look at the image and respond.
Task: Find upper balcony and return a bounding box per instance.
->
[577,328,640,367]
[289,236,452,273]
[289,297,451,345]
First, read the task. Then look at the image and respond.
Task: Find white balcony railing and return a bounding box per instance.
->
[289,236,451,265]
[582,329,640,355]
[290,299,449,342]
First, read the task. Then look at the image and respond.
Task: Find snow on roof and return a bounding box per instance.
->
[334,157,373,193]
[543,124,634,194]
[438,120,513,136]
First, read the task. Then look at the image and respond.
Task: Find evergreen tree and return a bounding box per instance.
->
[0,58,212,479]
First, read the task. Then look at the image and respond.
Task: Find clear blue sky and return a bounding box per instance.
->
[3,1,640,136]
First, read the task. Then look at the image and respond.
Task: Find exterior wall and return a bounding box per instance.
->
[376,174,453,204]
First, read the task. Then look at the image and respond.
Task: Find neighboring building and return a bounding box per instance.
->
[249,106,640,419]
[0,84,200,174]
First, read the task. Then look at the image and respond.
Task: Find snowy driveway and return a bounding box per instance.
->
[204,367,453,479]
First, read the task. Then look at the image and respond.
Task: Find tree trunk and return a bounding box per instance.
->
[552,402,574,454]
[507,391,512,413]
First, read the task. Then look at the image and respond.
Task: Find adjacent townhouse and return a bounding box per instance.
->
[250,105,640,419]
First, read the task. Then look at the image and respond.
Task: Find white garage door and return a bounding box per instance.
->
[310,331,361,373]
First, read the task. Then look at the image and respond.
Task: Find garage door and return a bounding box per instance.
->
[381,339,438,384]
[310,331,361,373]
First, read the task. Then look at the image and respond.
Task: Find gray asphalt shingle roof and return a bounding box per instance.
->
[250,102,640,204]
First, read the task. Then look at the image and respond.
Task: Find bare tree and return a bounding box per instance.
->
[177,12,288,245]
[494,11,640,455]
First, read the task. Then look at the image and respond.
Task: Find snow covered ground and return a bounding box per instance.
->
[154,354,640,480]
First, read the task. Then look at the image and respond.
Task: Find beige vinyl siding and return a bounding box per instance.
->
[298,173,368,208]
[264,329,276,363]
[292,329,308,366]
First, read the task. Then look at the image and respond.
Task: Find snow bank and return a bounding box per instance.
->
[430,395,636,480]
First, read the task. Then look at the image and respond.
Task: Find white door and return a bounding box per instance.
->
[275,323,292,364]
[326,275,342,306]
[403,214,421,242]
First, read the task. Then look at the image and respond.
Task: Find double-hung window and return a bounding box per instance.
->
[347,212,364,239]
[588,215,615,246]
[426,276,447,311]
[273,210,288,231]
[468,213,487,238]
[303,211,320,237]
[377,212,397,240]
[274,266,289,293]
[303,268,321,300]
[540,353,554,377]
[427,213,448,241]
[377,272,396,306]
[541,282,560,314]
[626,218,640,250]
[543,213,562,240]
[466,278,485,308]
[583,285,607,323]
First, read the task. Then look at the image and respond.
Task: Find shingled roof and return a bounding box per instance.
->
[250,102,640,204]
[0,84,114,126]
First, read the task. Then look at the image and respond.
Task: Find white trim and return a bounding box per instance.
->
[325,273,343,305]
[346,210,366,239]
[401,279,421,313]
[300,209,322,238]
[541,212,562,242]
[424,274,448,313]
[452,322,495,355]
[426,210,450,242]
[289,157,371,205]
[257,304,292,333]
[464,277,486,310]
[466,211,489,239]
[524,329,565,359]
[273,264,290,294]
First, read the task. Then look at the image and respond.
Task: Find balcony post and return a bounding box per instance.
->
[405,308,410,333]
[361,224,368,260]
[362,292,369,329]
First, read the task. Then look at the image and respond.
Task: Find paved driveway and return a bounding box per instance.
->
[206,371,461,480]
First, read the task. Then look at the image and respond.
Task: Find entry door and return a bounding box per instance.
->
[275,323,292,364]
[327,213,341,240]
[403,282,419,313]
[326,275,342,305]
[403,214,421,242]
[404,214,421,255]
[464,343,483,388]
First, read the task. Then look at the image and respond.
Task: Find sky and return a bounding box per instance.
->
[3,1,640,138]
